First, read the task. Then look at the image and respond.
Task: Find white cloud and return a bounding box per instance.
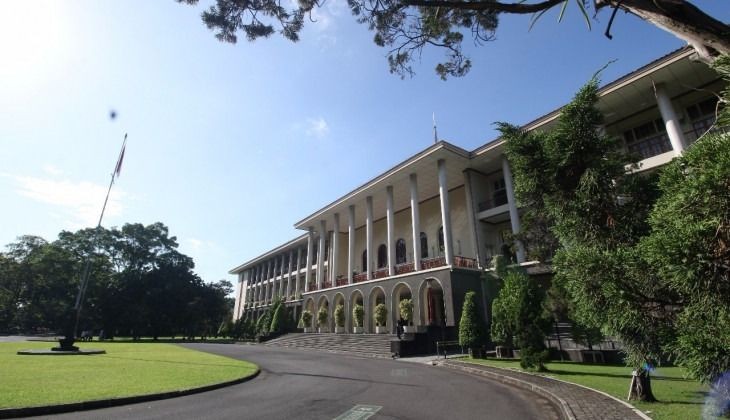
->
[42,164,63,176]
[305,117,330,139]
[187,238,203,251]
[4,173,125,229]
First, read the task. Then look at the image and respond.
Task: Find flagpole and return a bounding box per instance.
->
[58,133,127,351]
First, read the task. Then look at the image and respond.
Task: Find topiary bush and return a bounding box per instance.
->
[301,310,313,329]
[353,304,364,328]
[317,306,329,327]
[399,298,413,325]
[374,303,387,327]
[334,304,345,327]
[458,291,486,356]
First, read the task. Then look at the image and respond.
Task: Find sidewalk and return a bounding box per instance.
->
[435,359,650,420]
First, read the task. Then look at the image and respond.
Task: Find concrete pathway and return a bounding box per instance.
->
[441,360,650,420]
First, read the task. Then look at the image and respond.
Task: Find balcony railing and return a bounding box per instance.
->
[627,132,672,160]
[454,256,478,269]
[353,272,368,283]
[420,256,447,270]
[322,280,332,289]
[335,276,348,287]
[478,194,509,212]
[395,262,416,275]
[373,268,389,279]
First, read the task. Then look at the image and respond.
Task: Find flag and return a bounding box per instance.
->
[114,133,127,179]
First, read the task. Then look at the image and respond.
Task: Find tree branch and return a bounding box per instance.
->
[401,0,564,13]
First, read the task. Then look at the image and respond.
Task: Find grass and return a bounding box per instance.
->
[0,341,258,409]
[461,358,709,420]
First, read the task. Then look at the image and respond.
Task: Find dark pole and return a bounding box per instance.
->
[55,134,127,351]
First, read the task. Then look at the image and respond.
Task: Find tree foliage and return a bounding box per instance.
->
[374,303,388,327]
[178,0,729,78]
[353,304,364,328]
[458,291,486,350]
[0,223,231,339]
[334,304,345,327]
[502,58,730,400]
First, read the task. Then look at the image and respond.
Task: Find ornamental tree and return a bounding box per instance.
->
[374,303,388,327]
[334,304,345,328]
[353,304,365,328]
[458,291,487,355]
[178,0,729,78]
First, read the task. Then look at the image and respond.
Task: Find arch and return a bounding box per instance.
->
[316,295,330,331]
[349,289,365,333]
[303,297,316,329]
[333,293,346,332]
[418,278,445,327]
[377,244,387,268]
[420,232,428,258]
[391,282,413,330]
[395,238,406,264]
[368,286,387,333]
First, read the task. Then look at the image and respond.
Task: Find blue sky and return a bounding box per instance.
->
[1,1,727,287]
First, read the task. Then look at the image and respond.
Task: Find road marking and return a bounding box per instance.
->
[333,404,383,420]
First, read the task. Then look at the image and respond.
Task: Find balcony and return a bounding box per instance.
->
[420,256,447,270]
[454,256,478,269]
[373,268,389,279]
[395,262,416,275]
[335,276,348,287]
[627,132,672,160]
[353,272,368,283]
[477,196,510,223]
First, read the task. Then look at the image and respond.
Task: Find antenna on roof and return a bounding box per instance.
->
[433,112,438,144]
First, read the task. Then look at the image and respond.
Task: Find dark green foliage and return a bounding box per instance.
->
[301,310,313,328]
[334,304,345,328]
[0,223,231,339]
[458,291,486,350]
[269,302,283,333]
[353,304,364,328]
[317,306,328,327]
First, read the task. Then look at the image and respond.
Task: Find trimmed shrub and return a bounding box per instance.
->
[458,291,486,353]
[399,299,413,325]
[317,306,328,327]
[353,304,364,328]
[334,304,345,327]
[301,310,313,328]
[374,303,388,327]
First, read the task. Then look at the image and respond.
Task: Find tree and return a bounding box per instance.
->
[178,0,729,78]
[353,304,364,328]
[317,306,329,329]
[458,291,487,356]
[399,299,413,325]
[334,304,345,328]
[374,303,388,327]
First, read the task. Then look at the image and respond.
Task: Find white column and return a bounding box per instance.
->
[305,227,314,292]
[266,259,273,303]
[386,185,395,276]
[463,170,482,267]
[317,220,326,289]
[502,156,526,263]
[409,174,421,271]
[256,265,263,304]
[437,159,454,265]
[655,83,687,156]
[366,196,374,280]
[278,254,285,298]
[347,205,355,284]
[332,213,340,285]
[286,249,294,299]
[295,247,302,297]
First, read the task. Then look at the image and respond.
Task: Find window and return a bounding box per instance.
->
[687,97,721,141]
[377,244,387,268]
[324,239,329,259]
[420,232,428,258]
[361,250,367,273]
[396,239,406,264]
[493,178,507,206]
[623,118,671,159]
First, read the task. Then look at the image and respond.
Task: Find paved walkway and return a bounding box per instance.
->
[439,360,649,420]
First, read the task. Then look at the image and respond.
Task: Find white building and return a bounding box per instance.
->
[230,47,726,340]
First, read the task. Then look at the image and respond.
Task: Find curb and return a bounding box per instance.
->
[0,368,260,419]
[440,361,575,420]
[441,360,651,420]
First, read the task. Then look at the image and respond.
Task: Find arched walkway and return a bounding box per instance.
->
[349,290,364,333]
[418,278,445,327]
[368,286,387,333]
[391,282,413,332]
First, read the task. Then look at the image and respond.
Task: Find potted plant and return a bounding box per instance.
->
[301,310,313,333]
[317,306,329,333]
[374,303,388,334]
[334,304,346,333]
[352,304,364,333]
[399,298,416,333]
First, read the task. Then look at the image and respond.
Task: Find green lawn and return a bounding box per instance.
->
[0,341,258,409]
[462,358,709,420]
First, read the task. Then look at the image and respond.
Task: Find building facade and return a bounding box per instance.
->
[230,48,726,338]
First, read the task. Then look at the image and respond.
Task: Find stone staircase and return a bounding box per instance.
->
[264,333,396,358]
